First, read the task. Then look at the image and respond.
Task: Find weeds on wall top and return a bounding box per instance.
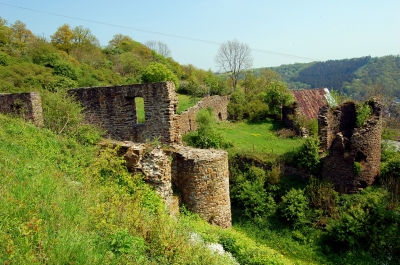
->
[356,102,372,127]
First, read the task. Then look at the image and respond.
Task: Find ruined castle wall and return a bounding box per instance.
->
[319,99,382,193]
[319,102,357,152]
[107,141,174,208]
[0,92,43,126]
[351,100,382,189]
[106,141,232,228]
[68,82,180,144]
[178,95,229,135]
[171,146,231,228]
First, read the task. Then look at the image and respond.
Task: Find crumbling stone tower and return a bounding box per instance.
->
[318,99,382,193]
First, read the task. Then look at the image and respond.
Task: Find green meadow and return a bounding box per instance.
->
[215,119,305,161]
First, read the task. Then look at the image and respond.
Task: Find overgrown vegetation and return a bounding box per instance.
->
[183,108,232,149]
[226,70,294,121]
[356,102,372,127]
[2,15,400,265]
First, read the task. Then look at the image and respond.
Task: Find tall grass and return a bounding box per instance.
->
[0,115,237,264]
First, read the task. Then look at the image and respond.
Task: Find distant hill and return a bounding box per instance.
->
[254,55,400,100]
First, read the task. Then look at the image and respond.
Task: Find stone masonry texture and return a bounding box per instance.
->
[171,146,231,228]
[104,141,232,228]
[3,83,232,228]
[318,99,382,193]
[68,82,181,144]
[177,95,230,135]
[0,92,43,126]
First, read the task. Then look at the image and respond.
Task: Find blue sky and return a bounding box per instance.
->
[0,0,399,70]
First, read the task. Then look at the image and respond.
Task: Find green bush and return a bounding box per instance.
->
[141,62,179,89]
[52,61,78,80]
[33,52,62,67]
[280,188,310,227]
[0,52,10,66]
[381,157,400,179]
[41,90,102,144]
[183,108,231,149]
[294,136,321,174]
[325,190,400,263]
[354,161,361,175]
[356,102,372,127]
[231,165,277,219]
[306,177,338,217]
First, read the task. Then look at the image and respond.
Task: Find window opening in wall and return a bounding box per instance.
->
[135,97,145,123]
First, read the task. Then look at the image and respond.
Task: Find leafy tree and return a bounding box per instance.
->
[119,52,146,77]
[9,20,35,49]
[186,75,202,103]
[215,39,252,90]
[141,62,179,88]
[263,80,294,119]
[0,16,9,45]
[71,26,99,47]
[51,24,74,54]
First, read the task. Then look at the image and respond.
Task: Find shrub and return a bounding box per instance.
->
[381,158,400,179]
[33,52,62,67]
[325,190,400,262]
[230,165,277,218]
[280,188,310,227]
[41,90,103,144]
[294,136,321,174]
[354,161,361,175]
[141,62,179,89]
[356,102,372,127]
[306,177,338,217]
[227,90,246,120]
[52,61,78,80]
[0,52,10,66]
[183,108,231,149]
[266,163,281,185]
[275,128,296,138]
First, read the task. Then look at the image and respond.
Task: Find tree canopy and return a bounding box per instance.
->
[215,39,252,91]
[141,62,179,89]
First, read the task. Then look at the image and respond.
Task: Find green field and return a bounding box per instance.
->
[215,119,305,161]
[135,93,197,123]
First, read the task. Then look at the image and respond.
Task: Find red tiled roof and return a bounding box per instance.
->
[291,88,329,120]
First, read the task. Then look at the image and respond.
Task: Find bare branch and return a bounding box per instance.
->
[214,39,252,90]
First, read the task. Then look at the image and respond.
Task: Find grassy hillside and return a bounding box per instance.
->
[1,114,318,265]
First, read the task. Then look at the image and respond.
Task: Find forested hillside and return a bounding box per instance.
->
[254,55,400,100]
[0,17,228,97]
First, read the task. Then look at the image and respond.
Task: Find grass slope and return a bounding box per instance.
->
[0,115,316,265]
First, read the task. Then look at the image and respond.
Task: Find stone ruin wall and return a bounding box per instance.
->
[0,92,43,126]
[1,83,232,227]
[106,141,231,228]
[171,146,231,228]
[68,82,181,144]
[68,82,232,227]
[177,95,230,135]
[318,99,382,193]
